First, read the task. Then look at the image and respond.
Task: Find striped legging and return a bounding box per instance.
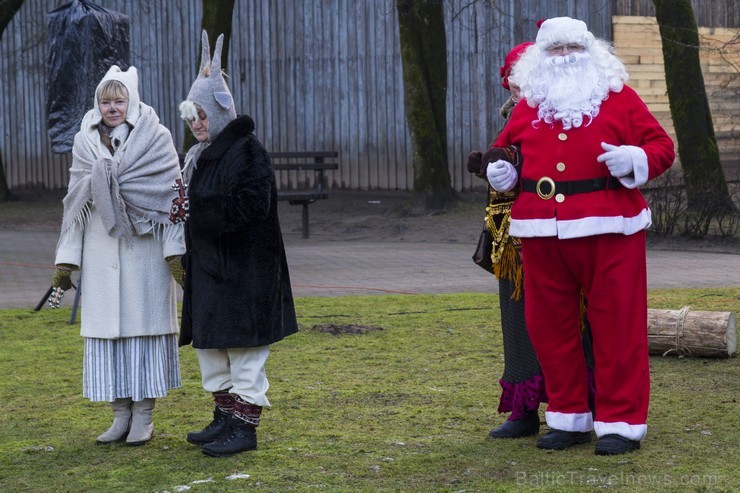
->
[82,334,181,402]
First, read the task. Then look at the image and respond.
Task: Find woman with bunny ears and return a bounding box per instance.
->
[178,31,298,458]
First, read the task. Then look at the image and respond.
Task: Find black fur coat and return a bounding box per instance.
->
[180,116,298,348]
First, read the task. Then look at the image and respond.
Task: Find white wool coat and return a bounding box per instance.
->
[56,205,185,339]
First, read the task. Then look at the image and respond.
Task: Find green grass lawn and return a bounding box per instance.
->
[1,290,738,492]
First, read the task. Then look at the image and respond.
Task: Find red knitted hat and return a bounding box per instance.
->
[499,42,534,90]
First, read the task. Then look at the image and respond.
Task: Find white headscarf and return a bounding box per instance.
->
[90,65,141,127]
[59,66,182,243]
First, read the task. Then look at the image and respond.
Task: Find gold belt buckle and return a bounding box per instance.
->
[536,177,556,200]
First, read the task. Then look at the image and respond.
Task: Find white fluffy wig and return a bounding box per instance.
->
[509,21,629,130]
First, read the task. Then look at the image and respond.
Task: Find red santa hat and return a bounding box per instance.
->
[499,42,534,90]
[535,16,594,50]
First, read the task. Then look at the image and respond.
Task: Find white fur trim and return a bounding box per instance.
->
[594,421,647,441]
[618,146,649,188]
[179,100,200,121]
[536,17,594,50]
[545,411,593,432]
[556,210,652,238]
[509,217,558,237]
[510,210,652,239]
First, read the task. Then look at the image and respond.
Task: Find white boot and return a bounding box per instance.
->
[126,398,155,446]
[96,398,133,444]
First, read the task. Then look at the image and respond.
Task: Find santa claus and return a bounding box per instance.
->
[486,17,675,455]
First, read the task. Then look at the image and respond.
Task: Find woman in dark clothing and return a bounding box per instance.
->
[178,31,298,458]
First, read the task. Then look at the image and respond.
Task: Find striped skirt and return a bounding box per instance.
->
[82,334,181,402]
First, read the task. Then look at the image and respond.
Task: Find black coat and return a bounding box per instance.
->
[180,116,298,348]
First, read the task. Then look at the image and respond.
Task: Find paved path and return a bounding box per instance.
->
[286,241,740,296]
[1,231,738,309]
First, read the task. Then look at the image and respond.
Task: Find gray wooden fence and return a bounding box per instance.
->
[0,0,734,192]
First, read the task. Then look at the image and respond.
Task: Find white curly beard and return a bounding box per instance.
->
[530,51,611,130]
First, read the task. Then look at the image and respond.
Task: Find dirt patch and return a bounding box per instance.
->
[308,323,385,335]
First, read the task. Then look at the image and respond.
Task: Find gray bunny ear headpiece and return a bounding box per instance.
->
[180,31,236,141]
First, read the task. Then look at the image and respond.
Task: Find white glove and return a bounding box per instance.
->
[597,142,634,178]
[486,159,518,192]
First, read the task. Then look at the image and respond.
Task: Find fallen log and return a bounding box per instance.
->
[648,307,736,358]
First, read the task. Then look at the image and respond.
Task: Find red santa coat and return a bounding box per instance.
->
[492,85,675,440]
[493,85,675,238]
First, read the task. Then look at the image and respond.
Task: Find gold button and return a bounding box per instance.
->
[555,193,565,203]
[556,162,566,172]
[558,133,567,141]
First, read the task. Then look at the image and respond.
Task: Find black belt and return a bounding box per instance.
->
[521,176,622,200]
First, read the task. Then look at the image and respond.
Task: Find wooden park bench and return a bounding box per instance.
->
[269,151,339,238]
[177,150,338,238]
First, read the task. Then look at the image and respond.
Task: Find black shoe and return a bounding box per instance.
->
[595,434,641,455]
[187,407,230,446]
[488,411,540,439]
[536,429,592,450]
[201,416,257,457]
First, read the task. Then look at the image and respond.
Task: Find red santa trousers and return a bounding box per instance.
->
[521,231,649,441]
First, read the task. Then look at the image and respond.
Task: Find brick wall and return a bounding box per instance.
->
[613,16,739,179]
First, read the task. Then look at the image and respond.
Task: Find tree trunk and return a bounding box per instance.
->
[183,0,236,152]
[653,0,734,212]
[201,0,236,68]
[0,152,11,201]
[396,0,455,210]
[0,0,25,201]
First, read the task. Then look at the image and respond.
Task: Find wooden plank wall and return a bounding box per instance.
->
[0,0,735,192]
[613,16,739,179]
[0,0,203,190]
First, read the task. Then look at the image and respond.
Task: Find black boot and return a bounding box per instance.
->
[594,434,641,455]
[536,429,592,450]
[488,411,540,439]
[187,406,231,446]
[201,415,257,457]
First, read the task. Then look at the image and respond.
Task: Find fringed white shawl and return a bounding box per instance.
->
[61,103,182,242]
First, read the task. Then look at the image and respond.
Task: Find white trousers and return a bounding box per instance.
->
[196,346,271,408]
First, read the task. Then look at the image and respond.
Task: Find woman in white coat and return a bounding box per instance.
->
[52,65,185,446]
